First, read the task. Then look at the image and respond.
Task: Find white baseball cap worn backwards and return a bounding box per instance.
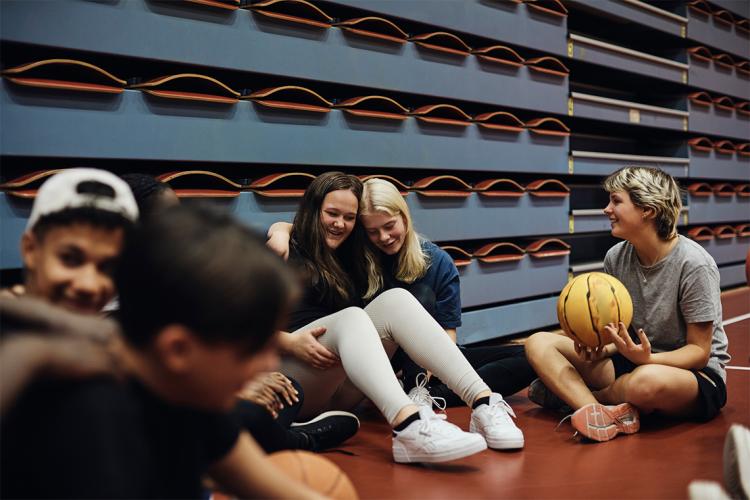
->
[26,168,139,231]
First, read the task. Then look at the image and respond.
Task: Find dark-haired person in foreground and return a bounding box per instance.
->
[2,202,324,499]
[117,172,358,453]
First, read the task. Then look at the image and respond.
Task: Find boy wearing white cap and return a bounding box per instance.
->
[19,168,138,314]
[1,168,138,411]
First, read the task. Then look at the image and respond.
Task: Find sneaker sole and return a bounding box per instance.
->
[291,410,360,428]
[469,422,524,450]
[393,436,487,464]
[571,403,640,442]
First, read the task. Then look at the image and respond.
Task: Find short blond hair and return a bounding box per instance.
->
[603,166,682,240]
[361,178,429,283]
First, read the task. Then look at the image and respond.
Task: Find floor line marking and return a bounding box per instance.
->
[723,312,750,327]
[726,366,750,371]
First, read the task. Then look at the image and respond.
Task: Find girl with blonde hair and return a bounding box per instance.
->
[268,176,535,409]
[358,178,536,404]
[525,166,729,442]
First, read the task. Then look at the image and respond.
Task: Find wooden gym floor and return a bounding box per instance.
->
[325,286,750,499]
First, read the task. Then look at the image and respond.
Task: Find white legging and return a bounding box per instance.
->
[281,288,490,425]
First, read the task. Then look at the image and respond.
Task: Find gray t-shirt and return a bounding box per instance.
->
[603,235,730,382]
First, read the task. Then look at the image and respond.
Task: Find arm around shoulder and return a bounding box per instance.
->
[266,222,293,260]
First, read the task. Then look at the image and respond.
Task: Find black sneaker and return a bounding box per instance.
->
[291,411,360,452]
[528,378,572,413]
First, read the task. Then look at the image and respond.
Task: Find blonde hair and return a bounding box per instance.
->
[603,166,682,240]
[361,178,430,283]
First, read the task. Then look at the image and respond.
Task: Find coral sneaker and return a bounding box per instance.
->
[570,403,640,442]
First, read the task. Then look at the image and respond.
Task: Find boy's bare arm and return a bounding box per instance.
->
[208,431,326,500]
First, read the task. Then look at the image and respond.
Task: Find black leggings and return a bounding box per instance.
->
[232,377,307,453]
[431,344,536,406]
[391,284,537,407]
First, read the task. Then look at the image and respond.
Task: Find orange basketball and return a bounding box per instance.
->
[557,272,633,348]
[268,450,358,500]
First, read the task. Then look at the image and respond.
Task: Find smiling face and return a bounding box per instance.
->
[603,190,648,240]
[22,223,124,314]
[319,189,358,250]
[361,211,406,256]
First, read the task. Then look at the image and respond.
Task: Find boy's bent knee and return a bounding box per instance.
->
[525,331,560,358]
[623,365,669,405]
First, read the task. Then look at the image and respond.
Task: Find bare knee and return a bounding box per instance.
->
[525,331,564,365]
[622,366,668,406]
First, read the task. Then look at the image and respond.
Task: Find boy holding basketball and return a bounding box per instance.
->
[525,166,729,442]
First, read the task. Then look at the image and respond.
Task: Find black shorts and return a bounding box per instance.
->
[610,353,727,422]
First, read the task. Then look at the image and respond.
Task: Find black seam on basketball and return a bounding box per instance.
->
[294,452,307,484]
[563,276,585,344]
[586,274,601,347]
[610,282,622,325]
[325,471,343,495]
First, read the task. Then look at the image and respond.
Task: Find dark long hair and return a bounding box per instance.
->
[291,172,379,308]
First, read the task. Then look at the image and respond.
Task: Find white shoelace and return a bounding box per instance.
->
[485,396,517,424]
[555,413,574,432]
[409,373,447,412]
[418,411,450,436]
[419,413,462,436]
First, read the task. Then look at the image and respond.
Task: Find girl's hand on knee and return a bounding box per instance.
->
[291,327,340,370]
[609,322,653,365]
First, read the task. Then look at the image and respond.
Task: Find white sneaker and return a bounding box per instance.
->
[470,393,524,450]
[688,480,731,500]
[407,373,446,411]
[392,406,487,463]
[724,424,750,500]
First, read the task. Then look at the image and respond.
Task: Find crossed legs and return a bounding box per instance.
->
[525,331,701,417]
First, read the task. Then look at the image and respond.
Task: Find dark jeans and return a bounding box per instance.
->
[232,377,307,453]
[391,284,537,407]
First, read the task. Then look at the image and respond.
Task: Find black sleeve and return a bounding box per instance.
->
[1,378,145,499]
[200,410,242,466]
